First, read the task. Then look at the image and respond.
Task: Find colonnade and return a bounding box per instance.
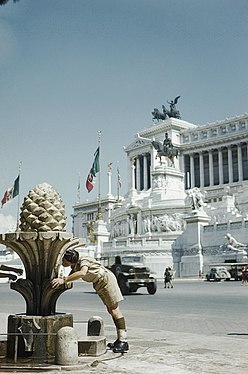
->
[184,142,248,189]
[128,142,248,192]
[130,153,151,191]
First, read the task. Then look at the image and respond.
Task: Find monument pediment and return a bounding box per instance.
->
[125,136,152,151]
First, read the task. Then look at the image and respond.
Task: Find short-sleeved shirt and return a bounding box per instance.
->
[71,256,123,307]
[73,257,105,283]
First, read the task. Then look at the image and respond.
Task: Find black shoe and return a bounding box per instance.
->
[113,341,129,353]
[107,339,119,349]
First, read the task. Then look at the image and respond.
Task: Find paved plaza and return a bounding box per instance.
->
[0,279,247,373]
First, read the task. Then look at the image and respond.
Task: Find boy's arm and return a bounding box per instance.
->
[51,266,88,288]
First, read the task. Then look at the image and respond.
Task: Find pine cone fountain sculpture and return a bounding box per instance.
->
[0,182,82,316]
[19,182,66,232]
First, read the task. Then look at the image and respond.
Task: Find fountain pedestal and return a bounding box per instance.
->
[7,314,73,360]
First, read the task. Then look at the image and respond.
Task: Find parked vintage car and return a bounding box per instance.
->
[206,266,231,282]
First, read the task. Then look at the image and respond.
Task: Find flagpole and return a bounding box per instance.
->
[77,172,81,204]
[16,161,22,232]
[97,130,102,219]
[117,163,120,201]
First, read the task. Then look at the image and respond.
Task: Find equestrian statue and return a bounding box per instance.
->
[152,132,179,166]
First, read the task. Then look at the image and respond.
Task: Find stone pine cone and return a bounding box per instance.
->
[19,182,66,232]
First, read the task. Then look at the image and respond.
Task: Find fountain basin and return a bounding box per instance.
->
[7,313,73,360]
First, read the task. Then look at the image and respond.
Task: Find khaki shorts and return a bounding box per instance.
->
[93,269,124,307]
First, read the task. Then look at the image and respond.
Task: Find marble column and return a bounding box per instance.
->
[209,149,214,186]
[131,158,135,191]
[143,154,148,190]
[218,148,223,185]
[237,143,243,182]
[228,146,233,183]
[189,153,195,188]
[136,156,141,191]
[199,151,204,188]
[107,165,112,198]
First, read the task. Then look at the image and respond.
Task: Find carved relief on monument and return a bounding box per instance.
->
[183,245,201,256]
[152,175,167,189]
[142,216,151,234]
[143,213,184,234]
[110,219,127,238]
[203,246,220,256]
[166,176,184,191]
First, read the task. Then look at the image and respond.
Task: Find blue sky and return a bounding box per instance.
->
[0,0,247,232]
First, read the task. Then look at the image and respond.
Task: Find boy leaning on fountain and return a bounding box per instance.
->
[51,249,129,353]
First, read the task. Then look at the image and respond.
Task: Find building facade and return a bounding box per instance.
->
[73,113,248,278]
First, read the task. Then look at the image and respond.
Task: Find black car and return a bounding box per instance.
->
[206,267,231,282]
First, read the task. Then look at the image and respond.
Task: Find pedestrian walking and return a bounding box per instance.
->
[241,266,247,285]
[51,249,129,353]
[164,267,174,288]
[164,267,169,288]
[167,267,174,288]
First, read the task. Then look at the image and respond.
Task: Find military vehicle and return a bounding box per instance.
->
[101,254,157,295]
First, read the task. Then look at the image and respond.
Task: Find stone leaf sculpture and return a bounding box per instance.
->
[0,182,82,316]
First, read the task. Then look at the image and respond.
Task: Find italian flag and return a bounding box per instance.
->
[86,147,100,193]
[1,175,20,208]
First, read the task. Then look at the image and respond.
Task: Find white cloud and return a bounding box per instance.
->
[0,214,16,233]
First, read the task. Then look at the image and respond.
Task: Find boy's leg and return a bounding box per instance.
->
[107,305,129,353]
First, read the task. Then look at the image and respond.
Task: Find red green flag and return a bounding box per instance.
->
[86,147,100,192]
[1,175,20,207]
